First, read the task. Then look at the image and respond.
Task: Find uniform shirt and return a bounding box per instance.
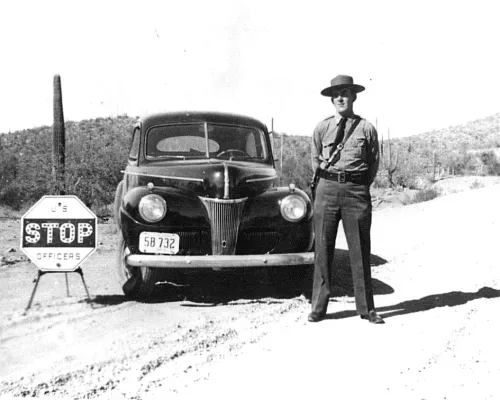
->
[311,115,380,185]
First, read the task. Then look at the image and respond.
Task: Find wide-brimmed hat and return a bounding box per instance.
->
[320,75,365,97]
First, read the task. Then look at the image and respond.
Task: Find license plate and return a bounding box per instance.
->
[139,232,180,254]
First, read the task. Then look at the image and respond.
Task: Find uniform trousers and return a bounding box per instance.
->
[311,177,374,316]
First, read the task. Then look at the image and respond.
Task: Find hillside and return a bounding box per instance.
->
[0,115,136,213]
[275,112,500,189]
[398,112,500,150]
[386,112,500,176]
[0,112,499,213]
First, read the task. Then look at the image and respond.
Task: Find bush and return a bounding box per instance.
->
[470,180,484,190]
[406,188,440,204]
[0,181,24,209]
[372,170,391,189]
[480,151,500,175]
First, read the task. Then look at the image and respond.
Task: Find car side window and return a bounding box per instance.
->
[128,128,140,162]
[245,131,267,159]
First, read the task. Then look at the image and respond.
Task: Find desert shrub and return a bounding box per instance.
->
[479,151,500,175]
[470,180,484,190]
[447,147,481,175]
[391,157,424,188]
[405,188,440,205]
[378,138,434,188]
[0,181,24,209]
[372,173,391,189]
[273,133,313,195]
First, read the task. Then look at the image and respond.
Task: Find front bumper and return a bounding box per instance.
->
[127,252,314,268]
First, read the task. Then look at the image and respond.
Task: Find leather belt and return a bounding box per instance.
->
[318,169,367,184]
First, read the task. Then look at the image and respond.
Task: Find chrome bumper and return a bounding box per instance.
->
[126,252,314,268]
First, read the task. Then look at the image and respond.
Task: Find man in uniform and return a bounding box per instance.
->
[309,74,384,324]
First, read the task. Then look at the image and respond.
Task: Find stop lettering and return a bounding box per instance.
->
[24,222,93,245]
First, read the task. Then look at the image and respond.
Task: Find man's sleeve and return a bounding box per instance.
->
[311,123,322,171]
[366,123,379,186]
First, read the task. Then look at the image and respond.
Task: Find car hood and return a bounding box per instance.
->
[125,159,278,199]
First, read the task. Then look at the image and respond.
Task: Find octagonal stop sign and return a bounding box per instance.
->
[20,196,97,272]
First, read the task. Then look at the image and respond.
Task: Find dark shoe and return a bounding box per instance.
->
[360,310,385,324]
[308,312,325,323]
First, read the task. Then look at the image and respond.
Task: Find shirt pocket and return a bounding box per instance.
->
[322,141,335,160]
[352,137,367,159]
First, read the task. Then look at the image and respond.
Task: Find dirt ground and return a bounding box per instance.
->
[1,176,499,399]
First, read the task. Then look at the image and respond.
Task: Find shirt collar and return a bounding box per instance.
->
[335,114,358,125]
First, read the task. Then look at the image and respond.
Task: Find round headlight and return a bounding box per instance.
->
[138,194,167,222]
[280,194,307,222]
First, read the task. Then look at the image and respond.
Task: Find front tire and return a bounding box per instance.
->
[117,236,158,299]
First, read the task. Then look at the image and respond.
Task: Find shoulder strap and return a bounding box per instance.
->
[325,117,362,167]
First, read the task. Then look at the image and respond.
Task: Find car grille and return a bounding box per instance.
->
[237,231,281,254]
[199,197,247,255]
[177,231,210,255]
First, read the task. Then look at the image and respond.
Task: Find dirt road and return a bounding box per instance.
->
[1,179,499,399]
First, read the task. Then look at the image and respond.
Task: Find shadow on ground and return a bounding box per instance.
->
[91,294,134,306]
[379,286,500,318]
[92,250,392,307]
[180,250,391,306]
[323,286,500,321]
[302,249,392,299]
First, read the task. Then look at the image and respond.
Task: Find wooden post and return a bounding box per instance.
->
[52,74,66,195]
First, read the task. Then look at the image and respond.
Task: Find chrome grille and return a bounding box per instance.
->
[238,231,280,254]
[177,231,210,255]
[199,197,247,255]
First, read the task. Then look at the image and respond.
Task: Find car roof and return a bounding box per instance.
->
[138,111,268,132]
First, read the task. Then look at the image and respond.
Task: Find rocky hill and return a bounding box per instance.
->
[0,112,499,212]
[400,112,500,149]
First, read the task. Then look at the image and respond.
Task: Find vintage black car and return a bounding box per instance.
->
[114,111,314,298]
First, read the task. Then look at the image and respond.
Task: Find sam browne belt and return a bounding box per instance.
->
[318,169,367,184]
[310,118,362,199]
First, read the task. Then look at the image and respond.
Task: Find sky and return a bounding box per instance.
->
[1,0,499,138]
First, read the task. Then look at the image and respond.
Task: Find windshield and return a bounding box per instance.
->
[145,123,270,163]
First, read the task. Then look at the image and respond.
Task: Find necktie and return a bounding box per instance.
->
[334,117,347,147]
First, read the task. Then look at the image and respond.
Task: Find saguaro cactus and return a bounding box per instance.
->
[384,129,399,187]
[52,74,66,195]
